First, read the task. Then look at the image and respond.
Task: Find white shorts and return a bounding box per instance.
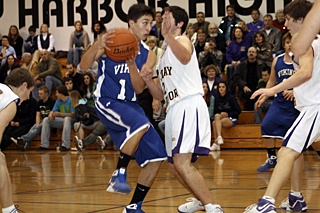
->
[165,95,211,159]
[283,105,320,153]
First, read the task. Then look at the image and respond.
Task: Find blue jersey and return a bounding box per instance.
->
[94,41,149,102]
[273,54,296,108]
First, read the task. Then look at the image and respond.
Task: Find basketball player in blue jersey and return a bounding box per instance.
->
[0,68,35,213]
[256,32,300,172]
[79,4,167,213]
[245,1,320,212]
[141,6,223,213]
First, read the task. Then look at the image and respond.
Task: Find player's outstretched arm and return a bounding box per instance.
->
[291,0,320,57]
[79,31,114,71]
[161,11,192,65]
[140,67,164,101]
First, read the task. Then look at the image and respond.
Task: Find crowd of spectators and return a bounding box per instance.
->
[0,5,288,150]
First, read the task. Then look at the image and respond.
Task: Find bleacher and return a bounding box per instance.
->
[7,58,282,150]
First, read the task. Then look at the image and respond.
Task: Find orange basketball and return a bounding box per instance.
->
[105,28,138,62]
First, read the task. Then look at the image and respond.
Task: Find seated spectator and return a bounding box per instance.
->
[37,85,75,151]
[203,64,222,98]
[247,9,264,38]
[24,25,38,54]
[226,27,250,83]
[0,35,16,66]
[193,11,210,35]
[194,29,207,57]
[203,38,223,72]
[273,9,288,36]
[67,21,90,67]
[33,49,63,100]
[203,81,215,122]
[253,31,273,67]
[260,14,282,55]
[145,35,163,73]
[81,73,96,106]
[74,121,113,152]
[207,23,226,53]
[37,23,55,53]
[211,80,241,151]
[8,25,23,60]
[233,46,266,110]
[11,86,55,150]
[219,4,242,45]
[70,90,100,147]
[254,66,272,124]
[149,11,164,46]
[63,76,83,96]
[21,52,40,78]
[237,20,253,47]
[185,23,197,45]
[198,40,213,72]
[0,96,37,150]
[65,62,83,89]
[0,54,20,83]
[92,20,107,42]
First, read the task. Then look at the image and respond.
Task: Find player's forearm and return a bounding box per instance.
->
[80,42,102,71]
[145,80,164,101]
[128,63,146,94]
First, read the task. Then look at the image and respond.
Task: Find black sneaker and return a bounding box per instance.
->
[59,146,69,151]
[36,146,50,151]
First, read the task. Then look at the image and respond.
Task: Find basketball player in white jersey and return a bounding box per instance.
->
[245,1,320,212]
[0,68,35,213]
[141,6,223,213]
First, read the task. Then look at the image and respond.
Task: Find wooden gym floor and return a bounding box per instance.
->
[2,149,320,212]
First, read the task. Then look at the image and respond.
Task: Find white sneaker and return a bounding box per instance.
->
[216,136,224,145]
[178,197,204,213]
[96,136,106,152]
[74,136,84,152]
[210,143,220,151]
[207,204,224,213]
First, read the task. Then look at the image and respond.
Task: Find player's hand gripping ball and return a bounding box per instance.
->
[105,28,138,62]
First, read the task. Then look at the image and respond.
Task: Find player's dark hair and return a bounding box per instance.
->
[284,0,313,21]
[127,4,155,24]
[5,68,35,89]
[167,6,189,34]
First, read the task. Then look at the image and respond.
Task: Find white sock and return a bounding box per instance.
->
[262,196,275,204]
[290,190,302,197]
[2,204,16,213]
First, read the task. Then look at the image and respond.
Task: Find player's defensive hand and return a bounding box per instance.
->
[251,88,275,108]
[282,90,294,101]
[161,10,171,37]
[140,65,153,83]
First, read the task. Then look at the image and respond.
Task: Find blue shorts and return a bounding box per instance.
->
[95,98,167,167]
[261,102,299,139]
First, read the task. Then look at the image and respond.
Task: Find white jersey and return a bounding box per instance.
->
[158,36,203,111]
[0,83,19,111]
[293,36,320,110]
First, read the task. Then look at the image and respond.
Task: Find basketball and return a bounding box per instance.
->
[105,28,138,62]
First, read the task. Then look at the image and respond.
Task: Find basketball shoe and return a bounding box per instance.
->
[177,198,204,212]
[106,168,131,194]
[210,143,221,151]
[257,155,277,172]
[122,201,144,213]
[11,137,27,151]
[280,193,308,212]
[216,136,224,145]
[244,198,277,213]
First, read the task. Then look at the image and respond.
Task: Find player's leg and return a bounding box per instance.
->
[280,154,307,212]
[257,138,277,172]
[0,103,18,212]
